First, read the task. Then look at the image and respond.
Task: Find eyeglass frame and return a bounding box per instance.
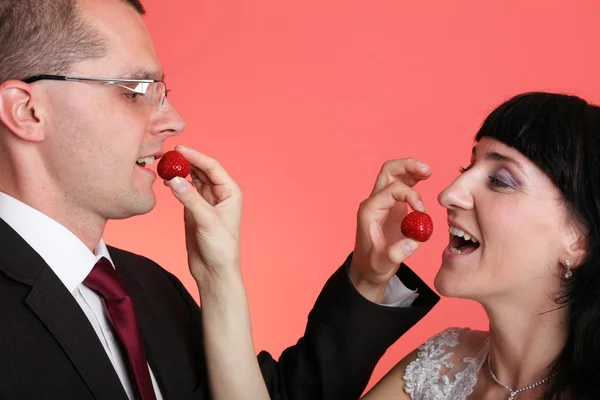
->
[21,74,169,108]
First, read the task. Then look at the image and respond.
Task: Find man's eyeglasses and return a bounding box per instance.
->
[22,75,168,108]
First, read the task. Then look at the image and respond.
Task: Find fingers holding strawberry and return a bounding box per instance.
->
[371,157,432,195]
[164,145,243,283]
[348,159,433,303]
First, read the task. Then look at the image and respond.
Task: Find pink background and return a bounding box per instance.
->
[105,0,600,392]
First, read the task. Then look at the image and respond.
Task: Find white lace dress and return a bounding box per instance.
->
[403,327,490,400]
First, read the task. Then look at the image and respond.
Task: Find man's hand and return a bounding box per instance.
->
[166,145,243,286]
[349,158,432,303]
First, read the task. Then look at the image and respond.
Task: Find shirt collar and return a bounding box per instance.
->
[0,192,114,292]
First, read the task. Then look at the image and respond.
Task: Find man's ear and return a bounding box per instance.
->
[0,80,45,142]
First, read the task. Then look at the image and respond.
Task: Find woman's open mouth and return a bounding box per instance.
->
[446,225,480,255]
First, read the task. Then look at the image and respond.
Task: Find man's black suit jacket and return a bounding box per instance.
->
[0,218,439,399]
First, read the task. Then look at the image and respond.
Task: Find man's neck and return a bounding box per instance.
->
[1,188,107,253]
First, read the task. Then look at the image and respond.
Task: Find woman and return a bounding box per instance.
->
[362,91,600,399]
[193,91,600,399]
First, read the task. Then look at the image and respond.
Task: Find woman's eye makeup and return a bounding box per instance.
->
[489,168,517,188]
[459,163,517,189]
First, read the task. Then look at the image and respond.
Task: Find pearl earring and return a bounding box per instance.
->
[565,259,573,279]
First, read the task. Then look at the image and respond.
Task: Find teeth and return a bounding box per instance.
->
[136,156,156,165]
[449,226,464,237]
[449,225,478,243]
[449,246,463,255]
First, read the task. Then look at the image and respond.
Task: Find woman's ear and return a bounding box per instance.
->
[564,224,588,268]
[0,80,45,142]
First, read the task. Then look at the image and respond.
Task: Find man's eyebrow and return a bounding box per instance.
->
[118,68,165,81]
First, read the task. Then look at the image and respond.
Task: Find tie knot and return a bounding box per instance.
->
[84,257,127,301]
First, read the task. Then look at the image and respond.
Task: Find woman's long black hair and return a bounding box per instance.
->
[475,92,600,398]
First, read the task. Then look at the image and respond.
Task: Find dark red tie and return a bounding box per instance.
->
[84,257,157,400]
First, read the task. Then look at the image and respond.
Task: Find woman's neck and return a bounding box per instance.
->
[483,297,568,391]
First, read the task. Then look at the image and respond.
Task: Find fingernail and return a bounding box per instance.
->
[402,239,418,255]
[417,200,425,212]
[170,177,189,194]
[416,161,429,171]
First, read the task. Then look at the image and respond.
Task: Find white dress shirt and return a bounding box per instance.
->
[383,272,420,307]
[0,192,418,398]
[0,192,163,400]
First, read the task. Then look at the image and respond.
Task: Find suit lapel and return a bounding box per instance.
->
[0,218,129,400]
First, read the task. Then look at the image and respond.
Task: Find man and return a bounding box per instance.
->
[0,0,439,399]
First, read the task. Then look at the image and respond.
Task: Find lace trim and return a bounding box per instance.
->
[403,328,486,400]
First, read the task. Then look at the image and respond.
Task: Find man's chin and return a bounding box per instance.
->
[133,196,156,216]
[110,195,156,220]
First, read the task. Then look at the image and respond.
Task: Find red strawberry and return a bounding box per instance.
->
[157,150,190,180]
[401,211,433,242]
